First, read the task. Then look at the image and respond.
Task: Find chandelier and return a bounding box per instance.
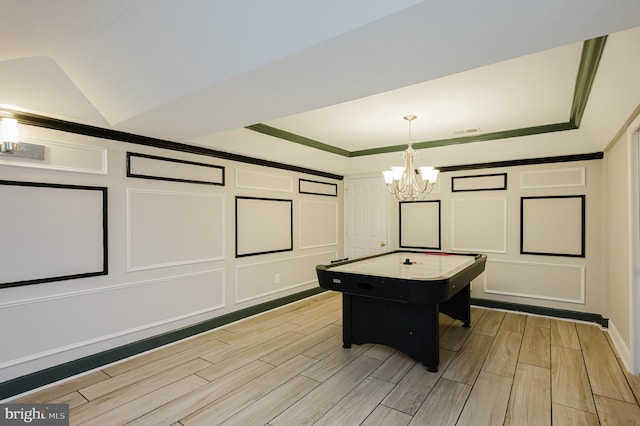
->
[383,115,439,201]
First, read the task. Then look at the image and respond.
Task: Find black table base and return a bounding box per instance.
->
[341,285,470,372]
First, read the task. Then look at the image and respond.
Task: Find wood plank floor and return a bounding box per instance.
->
[9,291,640,425]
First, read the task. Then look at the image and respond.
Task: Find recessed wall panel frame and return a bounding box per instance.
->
[451,173,507,192]
[399,200,441,250]
[298,178,338,196]
[235,196,293,258]
[520,195,585,257]
[127,152,224,186]
[0,180,108,288]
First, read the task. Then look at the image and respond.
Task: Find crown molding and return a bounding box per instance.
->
[247,36,607,158]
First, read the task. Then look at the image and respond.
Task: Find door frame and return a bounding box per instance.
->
[628,114,640,374]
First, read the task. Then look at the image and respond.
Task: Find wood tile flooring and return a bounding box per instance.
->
[9,291,640,425]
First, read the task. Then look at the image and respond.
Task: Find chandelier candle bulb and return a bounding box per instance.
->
[420,166,439,183]
[391,166,405,181]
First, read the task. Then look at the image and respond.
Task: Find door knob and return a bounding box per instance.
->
[380,242,386,247]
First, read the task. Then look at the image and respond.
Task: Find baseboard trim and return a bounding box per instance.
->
[0,287,326,400]
[471,298,608,327]
[606,319,632,373]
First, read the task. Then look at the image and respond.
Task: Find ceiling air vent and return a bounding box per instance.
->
[453,127,481,135]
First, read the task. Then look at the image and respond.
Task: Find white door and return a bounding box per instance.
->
[345,176,389,259]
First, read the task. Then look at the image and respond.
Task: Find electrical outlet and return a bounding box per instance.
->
[275,274,280,284]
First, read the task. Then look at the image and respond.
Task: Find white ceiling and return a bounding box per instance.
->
[263,42,580,151]
[1,0,640,174]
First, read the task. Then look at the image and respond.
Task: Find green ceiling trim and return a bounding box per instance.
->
[246,35,607,158]
[570,35,607,127]
[350,122,577,157]
[246,123,351,157]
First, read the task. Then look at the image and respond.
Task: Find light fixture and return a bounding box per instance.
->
[383,115,439,201]
[1,117,19,153]
[0,115,45,160]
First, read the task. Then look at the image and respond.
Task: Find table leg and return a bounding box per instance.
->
[342,294,352,348]
[422,302,440,372]
[440,284,471,327]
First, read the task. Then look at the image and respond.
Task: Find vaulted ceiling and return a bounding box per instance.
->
[1,1,640,175]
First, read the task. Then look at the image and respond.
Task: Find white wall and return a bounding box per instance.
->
[605,131,631,355]
[387,158,606,316]
[0,124,343,382]
[604,111,640,373]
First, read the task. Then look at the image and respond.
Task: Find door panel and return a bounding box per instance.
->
[345,176,388,260]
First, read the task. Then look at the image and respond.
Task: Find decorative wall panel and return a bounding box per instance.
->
[484,259,585,304]
[451,198,507,253]
[235,196,293,257]
[399,200,441,249]
[0,137,107,174]
[300,200,338,249]
[0,180,107,288]
[452,173,507,192]
[520,167,585,189]
[235,251,335,303]
[235,169,292,192]
[127,189,225,270]
[0,269,225,364]
[127,152,224,186]
[299,178,338,196]
[520,195,585,257]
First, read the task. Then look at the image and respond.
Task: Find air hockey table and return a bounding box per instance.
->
[316,250,487,372]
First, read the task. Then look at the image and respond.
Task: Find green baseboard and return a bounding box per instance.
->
[0,287,327,400]
[471,298,608,327]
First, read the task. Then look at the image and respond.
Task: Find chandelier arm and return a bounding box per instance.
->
[412,174,435,193]
[385,172,436,200]
[412,178,426,193]
[387,183,401,195]
[395,176,408,193]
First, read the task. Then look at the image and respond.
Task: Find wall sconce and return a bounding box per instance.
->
[0,116,45,160]
[1,117,19,152]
